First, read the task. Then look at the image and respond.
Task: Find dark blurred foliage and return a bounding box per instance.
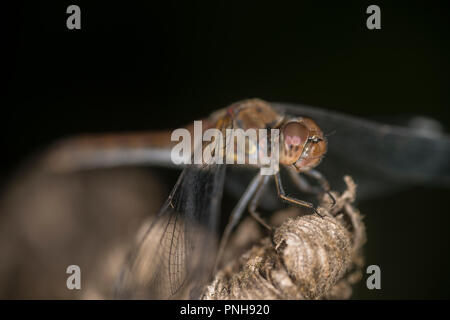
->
[2,1,450,298]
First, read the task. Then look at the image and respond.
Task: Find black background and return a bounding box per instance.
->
[3,1,450,299]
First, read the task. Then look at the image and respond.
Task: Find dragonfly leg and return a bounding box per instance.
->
[287,165,322,195]
[248,175,272,231]
[304,169,336,206]
[214,173,266,274]
[274,172,323,218]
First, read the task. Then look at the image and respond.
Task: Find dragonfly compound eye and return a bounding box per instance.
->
[280,122,309,165]
[294,135,327,171]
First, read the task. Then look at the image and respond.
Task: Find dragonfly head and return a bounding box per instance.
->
[280,117,327,171]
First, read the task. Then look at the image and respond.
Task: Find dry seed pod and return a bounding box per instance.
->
[202,176,365,300]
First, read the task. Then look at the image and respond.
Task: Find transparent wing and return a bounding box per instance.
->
[274,102,450,200]
[116,163,226,299]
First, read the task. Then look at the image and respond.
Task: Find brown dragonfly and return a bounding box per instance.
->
[39,98,450,299]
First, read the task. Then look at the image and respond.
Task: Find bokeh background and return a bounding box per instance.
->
[2,1,450,298]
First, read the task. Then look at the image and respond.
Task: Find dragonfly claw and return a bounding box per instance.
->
[313,207,324,218]
[326,190,336,207]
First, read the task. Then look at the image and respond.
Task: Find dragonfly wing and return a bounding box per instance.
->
[116,163,226,299]
[274,102,450,200]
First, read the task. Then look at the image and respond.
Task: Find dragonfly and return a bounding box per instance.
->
[40,98,450,299]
